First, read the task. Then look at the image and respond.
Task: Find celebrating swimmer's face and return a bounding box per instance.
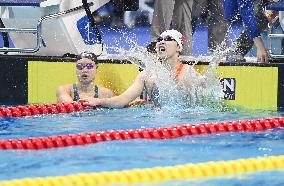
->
[156,36,180,59]
[155,30,183,60]
[76,52,98,84]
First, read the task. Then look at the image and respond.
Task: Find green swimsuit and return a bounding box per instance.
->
[72,84,99,101]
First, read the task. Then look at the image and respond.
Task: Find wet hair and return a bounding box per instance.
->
[76,51,98,64]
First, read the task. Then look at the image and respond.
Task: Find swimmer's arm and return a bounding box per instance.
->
[85,73,145,108]
[56,85,73,103]
[99,87,115,98]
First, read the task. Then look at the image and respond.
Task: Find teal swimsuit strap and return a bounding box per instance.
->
[73,84,99,101]
[94,85,99,98]
[73,84,80,101]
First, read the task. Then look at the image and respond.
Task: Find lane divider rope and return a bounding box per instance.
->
[0,100,151,118]
[0,117,283,150]
[1,155,283,186]
[0,101,87,117]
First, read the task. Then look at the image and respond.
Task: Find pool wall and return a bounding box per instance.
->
[0,55,283,110]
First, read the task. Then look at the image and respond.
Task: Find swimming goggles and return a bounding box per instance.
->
[157,35,175,42]
[76,63,95,70]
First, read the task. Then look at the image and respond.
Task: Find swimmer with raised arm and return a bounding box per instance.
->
[84,30,205,108]
[56,51,114,103]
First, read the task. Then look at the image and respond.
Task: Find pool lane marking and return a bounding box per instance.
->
[0,100,150,117]
[0,117,283,150]
[0,155,283,186]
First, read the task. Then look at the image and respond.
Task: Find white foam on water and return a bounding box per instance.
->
[107,34,238,112]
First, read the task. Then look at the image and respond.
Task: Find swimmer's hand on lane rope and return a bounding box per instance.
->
[80,98,104,109]
[80,99,154,109]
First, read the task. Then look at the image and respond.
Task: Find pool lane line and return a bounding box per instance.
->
[0,101,93,117]
[0,155,283,186]
[0,100,150,117]
[0,117,283,150]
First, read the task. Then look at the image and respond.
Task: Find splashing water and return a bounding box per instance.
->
[199,41,234,108]
[114,40,237,111]
[117,46,185,107]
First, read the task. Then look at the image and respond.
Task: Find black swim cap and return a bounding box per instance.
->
[76,51,98,64]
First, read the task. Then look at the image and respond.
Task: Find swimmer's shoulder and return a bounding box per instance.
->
[57,84,73,93]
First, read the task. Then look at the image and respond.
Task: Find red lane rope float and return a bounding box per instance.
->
[0,102,87,117]
[0,100,152,118]
[0,117,283,150]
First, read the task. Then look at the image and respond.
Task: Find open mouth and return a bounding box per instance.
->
[159,46,166,52]
[81,74,88,78]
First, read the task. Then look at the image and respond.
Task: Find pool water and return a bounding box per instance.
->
[0,106,283,185]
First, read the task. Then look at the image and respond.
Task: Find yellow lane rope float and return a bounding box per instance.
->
[1,155,283,186]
